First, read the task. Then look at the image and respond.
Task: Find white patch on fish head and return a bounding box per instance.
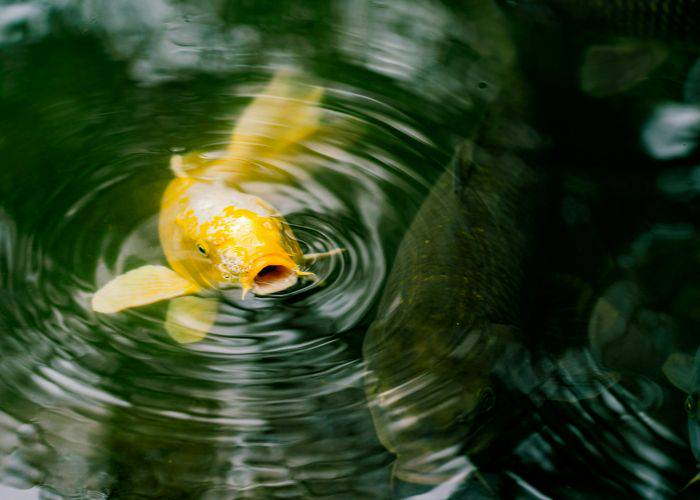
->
[176,181,286,289]
[185,181,270,225]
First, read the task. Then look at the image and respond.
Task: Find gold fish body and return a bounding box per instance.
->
[92,72,332,342]
[159,176,303,296]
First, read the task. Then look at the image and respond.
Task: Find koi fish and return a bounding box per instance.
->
[363,139,541,485]
[92,72,337,342]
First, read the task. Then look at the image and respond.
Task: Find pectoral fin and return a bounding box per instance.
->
[92,265,200,313]
[164,296,219,344]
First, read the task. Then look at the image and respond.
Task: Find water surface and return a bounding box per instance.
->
[0,0,699,498]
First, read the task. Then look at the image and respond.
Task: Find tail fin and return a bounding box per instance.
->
[228,70,324,160]
[172,70,324,181]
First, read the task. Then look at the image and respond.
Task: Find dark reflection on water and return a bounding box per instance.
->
[1,0,700,498]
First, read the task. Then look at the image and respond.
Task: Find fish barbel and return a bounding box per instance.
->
[91,72,336,342]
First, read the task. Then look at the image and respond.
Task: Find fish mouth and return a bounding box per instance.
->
[246,254,298,296]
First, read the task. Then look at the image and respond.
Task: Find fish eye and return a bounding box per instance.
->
[686,395,697,416]
[196,243,208,256]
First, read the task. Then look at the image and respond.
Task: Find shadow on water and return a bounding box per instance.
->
[1,0,700,498]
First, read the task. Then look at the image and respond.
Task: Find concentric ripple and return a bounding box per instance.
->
[0,71,444,497]
[3,0,698,496]
[0,0,537,496]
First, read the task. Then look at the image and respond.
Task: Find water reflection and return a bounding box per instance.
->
[643,104,700,161]
[2,0,700,498]
[0,0,463,496]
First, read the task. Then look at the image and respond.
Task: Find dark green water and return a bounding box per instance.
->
[0,0,700,498]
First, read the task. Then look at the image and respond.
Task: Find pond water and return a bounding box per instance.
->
[0,0,699,498]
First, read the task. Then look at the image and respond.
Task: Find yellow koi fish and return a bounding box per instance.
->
[92,72,335,343]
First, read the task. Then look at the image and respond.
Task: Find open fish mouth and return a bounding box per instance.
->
[245,254,299,296]
[251,264,298,294]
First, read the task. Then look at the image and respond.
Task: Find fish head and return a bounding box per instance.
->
[174,204,302,296]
